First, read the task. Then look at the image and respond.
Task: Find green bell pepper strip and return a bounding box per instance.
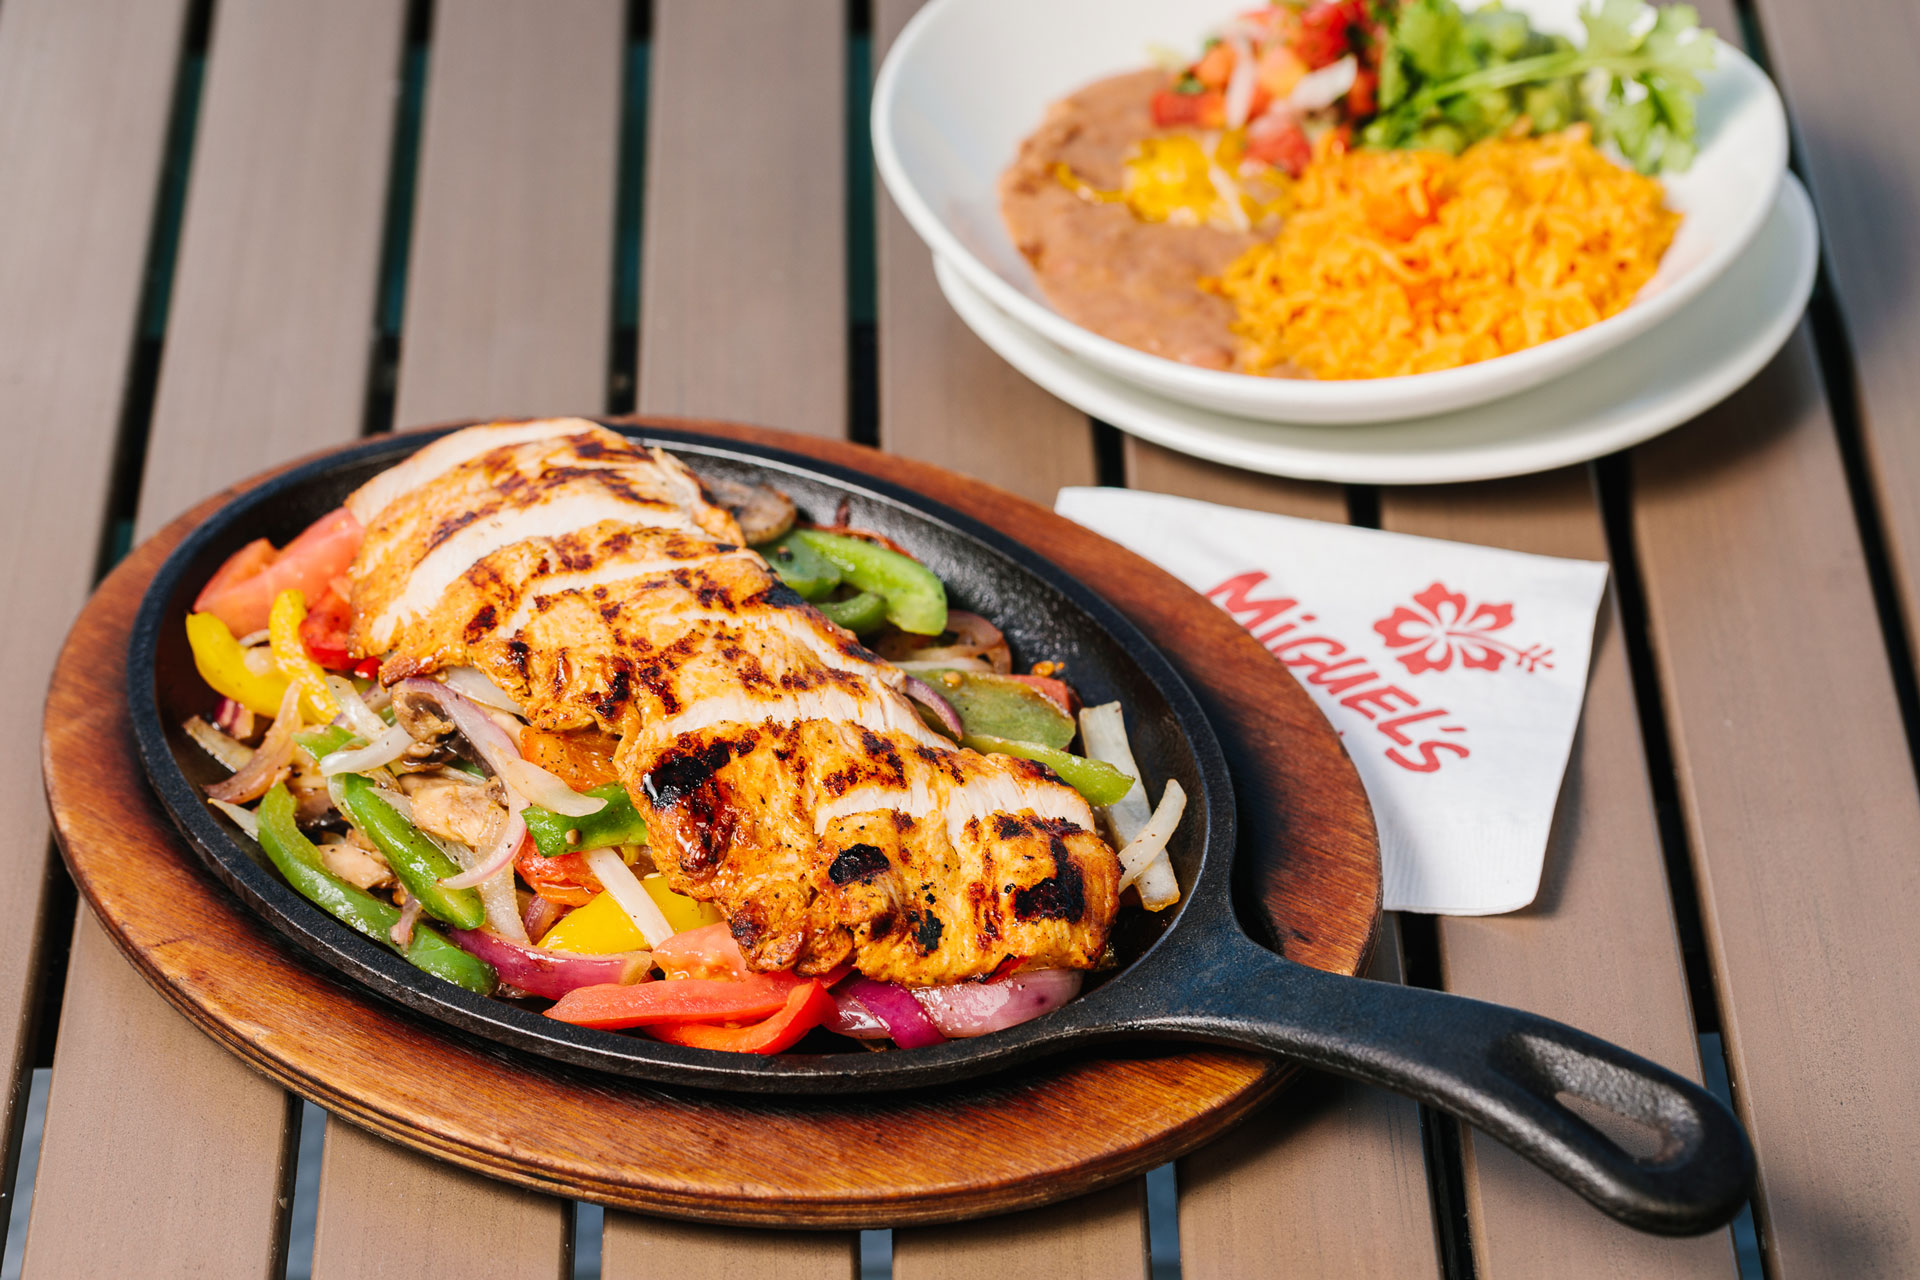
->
[787,529,947,635]
[756,531,843,600]
[295,724,356,763]
[524,782,650,859]
[255,785,496,994]
[923,670,1076,750]
[815,590,888,635]
[336,774,486,929]
[961,734,1136,807]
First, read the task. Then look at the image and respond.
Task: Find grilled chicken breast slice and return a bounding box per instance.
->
[631,720,1117,982]
[344,420,1127,985]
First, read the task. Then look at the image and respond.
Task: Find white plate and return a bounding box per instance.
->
[875,0,1788,425]
[933,176,1816,485]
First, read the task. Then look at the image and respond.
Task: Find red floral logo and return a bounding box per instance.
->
[1373,583,1552,675]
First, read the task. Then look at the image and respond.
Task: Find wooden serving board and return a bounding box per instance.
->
[42,418,1380,1227]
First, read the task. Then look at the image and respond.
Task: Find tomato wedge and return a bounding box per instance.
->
[515,838,599,907]
[298,583,356,670]
[647,981,836,1054]
[544,974,803,1030]
[193,508,363,637]
[652,922,753,980]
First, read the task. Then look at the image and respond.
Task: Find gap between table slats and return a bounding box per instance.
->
[1630,329,1920,1278]
[304,2,624,1276]
[1123,442,1444,1280]
[636,0,847,436]
[607,1,865,1274]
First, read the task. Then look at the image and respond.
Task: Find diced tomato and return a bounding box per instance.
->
[646,980,837,1054]
[298,583,355,670]
[1005,674,1078,715]
[1347,66,1378,118]
[1246,116,1312,175]
[352,657,381,679]
[193,507,364,637]
[1293,0,1366,69]
[652,921,754,981]
[517,838,600,907]
[1151,87,1226,129]
[545,973,806,1031]
[1192,41,1235,90]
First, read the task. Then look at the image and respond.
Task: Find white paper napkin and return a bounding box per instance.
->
[1055,487,1609,915]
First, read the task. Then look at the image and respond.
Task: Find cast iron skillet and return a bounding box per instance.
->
[129,425,1753,1236]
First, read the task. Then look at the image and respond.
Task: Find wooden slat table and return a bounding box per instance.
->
[5,0,1916,1276]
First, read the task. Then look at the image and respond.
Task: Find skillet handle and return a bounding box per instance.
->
[1124,929,1754,1236]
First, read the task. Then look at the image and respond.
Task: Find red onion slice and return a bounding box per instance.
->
[902,675,964,739]
[911,969,1083,1038]
[447,928,651,1001]
[823,990,893,1040]
[207,682,302,803]
[390,896,425,949]
[840,975,946,1049]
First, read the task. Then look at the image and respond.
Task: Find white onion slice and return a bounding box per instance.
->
[208,798,260,838]
[1223,33,1258,128]
[1290,54,1357,112]
[185,717,253,772]
[1077,703,1151,842]
[442,666,525,715]
[584,848,676,948]
[500,759,605,816]
[326,676,388,739]
[318,723,414,776]
[1117,780,1186,910]
[891,656,994,674]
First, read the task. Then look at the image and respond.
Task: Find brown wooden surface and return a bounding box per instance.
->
[1634,334,1920,1277]
[893,1182,1148,1280]
[602,1219,858,1280]
[392,0,625,431]
[1383,471,1735,1278]
[310,1124,571,1279]
[132,0,406,538]
[43,417,1378,1229]
[638,1,847,435]
[1745,0,1920,678]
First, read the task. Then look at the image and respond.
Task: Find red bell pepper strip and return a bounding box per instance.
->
[544,974,802,1030]
[647,980,837,1054]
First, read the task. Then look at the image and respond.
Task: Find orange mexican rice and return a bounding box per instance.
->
[1205,126,1680,380]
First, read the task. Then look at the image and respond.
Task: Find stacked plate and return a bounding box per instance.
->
[873,0,1816,485]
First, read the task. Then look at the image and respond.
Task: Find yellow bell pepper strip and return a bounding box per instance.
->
[254,784,496,994]
[268,589,339,723]
[523,783,649,859]
[960,733,1137,807]
[788,529,947,635]
[335,774,485,930]
[185,612,291,717]
[539,889,646,954]
[644,874,725,934]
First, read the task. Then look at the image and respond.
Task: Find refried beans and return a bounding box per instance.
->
[999,69,1278,374]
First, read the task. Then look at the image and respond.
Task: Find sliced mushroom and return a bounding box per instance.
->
[695,471,797,544]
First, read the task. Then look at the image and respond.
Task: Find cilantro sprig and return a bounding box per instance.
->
[1361,0,1717,173]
